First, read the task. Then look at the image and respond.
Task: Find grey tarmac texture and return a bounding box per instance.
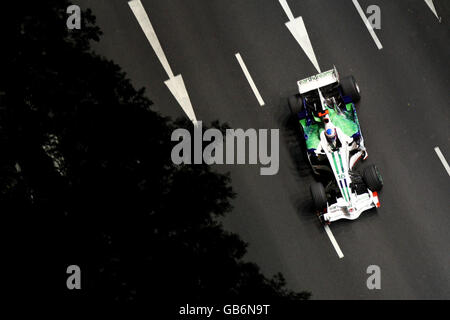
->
[77,0,450,299]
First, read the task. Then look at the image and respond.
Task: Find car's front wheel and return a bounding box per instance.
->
[363,164,383,191]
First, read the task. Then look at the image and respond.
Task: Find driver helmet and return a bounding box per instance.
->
[325,123,337,145]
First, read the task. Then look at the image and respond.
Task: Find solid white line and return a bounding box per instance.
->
[278,0,295,21]
[235,53,265,106]
[324,225,344,259]
[128,0,174,78]
[434,147,450,177]
[352,0,383,50]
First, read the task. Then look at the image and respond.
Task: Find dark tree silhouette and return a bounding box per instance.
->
[1,0,310,307]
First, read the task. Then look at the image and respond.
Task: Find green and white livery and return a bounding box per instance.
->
[288,68,384,223]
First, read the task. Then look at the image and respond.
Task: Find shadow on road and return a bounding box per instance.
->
[274,96,324,228]
[276,96,312,180]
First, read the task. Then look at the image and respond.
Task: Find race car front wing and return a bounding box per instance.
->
[322,190,380,223]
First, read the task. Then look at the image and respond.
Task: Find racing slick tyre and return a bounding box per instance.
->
[288,94,304,116]
[341,75,361,103]
[310,182,327,211]
[363,164,383,192]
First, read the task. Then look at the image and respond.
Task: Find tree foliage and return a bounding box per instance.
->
[1,0,310,304]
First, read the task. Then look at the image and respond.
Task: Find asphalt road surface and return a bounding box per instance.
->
[77,0,450,299]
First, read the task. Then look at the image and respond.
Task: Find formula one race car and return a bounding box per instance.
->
[288,67,383,223]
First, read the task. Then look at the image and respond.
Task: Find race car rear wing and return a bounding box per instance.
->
[297,67,340,94]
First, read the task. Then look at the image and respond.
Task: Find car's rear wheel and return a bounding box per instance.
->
[363,164,383,191]
[340,75,361,103]
[310,182,327,211]
[288,94,304,116]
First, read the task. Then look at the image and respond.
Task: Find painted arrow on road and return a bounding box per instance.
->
[424,0,442,22]
[128,0,198,124]
[352,0,383,50]
[278,0,321,73]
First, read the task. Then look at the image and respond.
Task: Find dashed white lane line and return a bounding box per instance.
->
[324,225,344,259]
[235,53,266,106]
[278,0,321,73]
[352,0,383,50]
[434,147,450,177]
[424,0,442,22]
[128,0,197,124]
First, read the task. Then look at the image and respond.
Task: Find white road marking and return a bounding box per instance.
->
[434,147,450,177]
[164,75,197,124]
[128,0,173,78]
[286,18,321,73]
[424,0,442,22]
[324,225,344,259]
[351,0,383,50]
[278,0,321,73]
[279,0,295,21]
[128,0,197,123]
[235,53,265,106]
